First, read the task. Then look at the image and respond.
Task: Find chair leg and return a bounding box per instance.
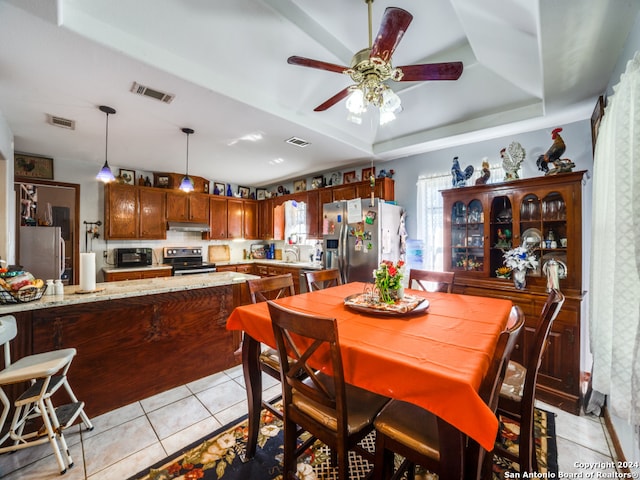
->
[283,416,298,480]
[38,398,68,475]
[45,396,74,470]
[61,379,93,431]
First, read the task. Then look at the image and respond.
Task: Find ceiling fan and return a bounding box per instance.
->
[287,0,463,118]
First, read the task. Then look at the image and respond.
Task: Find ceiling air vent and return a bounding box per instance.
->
[46,114,75,130]
[130,82,175,104]
[285,136,311,148]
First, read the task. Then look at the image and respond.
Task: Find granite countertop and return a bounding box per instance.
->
[102,265,172,273]
[215,260,324,269]
[0,271,259,314]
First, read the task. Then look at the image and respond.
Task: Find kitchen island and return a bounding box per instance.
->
[0,272,258,417]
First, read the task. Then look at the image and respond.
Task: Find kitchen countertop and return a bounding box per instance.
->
[0,271,258,314]
[101,259,324,273]
[102,265,173,273]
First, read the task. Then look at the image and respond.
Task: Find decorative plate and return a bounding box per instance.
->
[344,293,429,317]
[521,228,542,249]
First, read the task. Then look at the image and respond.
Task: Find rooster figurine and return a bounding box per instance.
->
[501,141,526,181]
[451,156,474,187]
[536,127,575,175]
[475,158,491,185]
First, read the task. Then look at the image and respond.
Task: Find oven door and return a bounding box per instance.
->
[172,266,217,276]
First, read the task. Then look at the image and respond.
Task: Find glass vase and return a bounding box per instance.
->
[513,269,527,290]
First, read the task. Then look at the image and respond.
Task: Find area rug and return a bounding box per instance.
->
[129,404,557,480]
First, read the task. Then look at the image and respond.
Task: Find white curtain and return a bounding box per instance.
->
[589,51,640,425]
[416,164,503,272]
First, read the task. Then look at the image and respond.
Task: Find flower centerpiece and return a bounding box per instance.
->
[373,260,405,304]
[502,246,538,289]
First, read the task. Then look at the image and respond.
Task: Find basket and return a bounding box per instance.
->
[0,284,47,304]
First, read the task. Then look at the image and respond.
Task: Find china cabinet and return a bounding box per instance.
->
[442,171,586,413]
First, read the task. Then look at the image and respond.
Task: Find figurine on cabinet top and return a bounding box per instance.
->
[536,127,576,175]
[475,158,490,185]
[451,156,474,187]
[501,141,526,181]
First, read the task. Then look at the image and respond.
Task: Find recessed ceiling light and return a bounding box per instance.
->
[285,137,310,147]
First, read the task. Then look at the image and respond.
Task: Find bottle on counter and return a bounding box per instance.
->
[54,279,64,296]
[45,279,55,296]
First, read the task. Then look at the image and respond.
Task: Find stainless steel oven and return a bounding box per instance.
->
[162,247,216,276]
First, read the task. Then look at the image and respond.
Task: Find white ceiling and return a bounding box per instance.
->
[0,0,637,187]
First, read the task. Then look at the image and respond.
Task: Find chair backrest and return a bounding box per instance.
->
[408,269,455,293]
[522,288,565,405]
[480,305,525,411]
[304,269,342,292]
[267,300,348,432]
[247,274,296,304]
[0,315,18,368]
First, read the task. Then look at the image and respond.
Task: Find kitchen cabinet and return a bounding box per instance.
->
[441,171,586,413]
[105,184,166,240]
[227,199,258,239]
[258,198,274,239]
[103,268,172,282]
[207,196,228,239]
[166,191,210,223]
[331,177,394,202]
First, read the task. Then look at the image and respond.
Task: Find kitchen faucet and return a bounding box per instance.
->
[284,246,299,262]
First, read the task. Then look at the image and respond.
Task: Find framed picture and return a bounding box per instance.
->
[14,153,54,180]
[213,182,226,195]
[590,95,605,155]
[311,175,324,189]
[256,188,267,200]
[362,167,375,181]
[119,169,135,185]
[329,171,342,186]
[343,170,357,183]
[154,174,169,188]
[294,179,307,192]
[238,185,250,198]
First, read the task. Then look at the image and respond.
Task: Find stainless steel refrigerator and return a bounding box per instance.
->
[19,226,65,281]
[322,198,403,283]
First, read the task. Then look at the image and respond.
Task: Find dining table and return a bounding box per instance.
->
[226,281,513,474]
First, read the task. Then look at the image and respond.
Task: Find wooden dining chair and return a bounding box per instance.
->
[245,274,296,421]
[373,305,525,480]
[408,269,455,293]
[267,300,390,480]
[303,268,342,292]
[495,289,565,475]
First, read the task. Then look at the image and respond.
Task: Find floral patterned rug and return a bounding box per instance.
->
[128,404,557,480]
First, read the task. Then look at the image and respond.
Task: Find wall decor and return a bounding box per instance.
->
[311,175,324,189]
[590,95,605,155]
[329,171,342,186]
[362,167,375,181]
[343,170,357,183]
[256,188,267,200]
[214,182,225,195]
[154,174,169,188]
[238,185,250,198]
[14,153,54,180]
[119,169,135,185]
[294,179,307,192]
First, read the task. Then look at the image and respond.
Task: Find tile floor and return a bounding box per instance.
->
[0,364,623,479]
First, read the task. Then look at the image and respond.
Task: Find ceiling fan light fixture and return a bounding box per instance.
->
[96,105,116,183]
[379,109,396,126]
[381,87,401,114]
[346,88,366,115]
[179,127,195,193]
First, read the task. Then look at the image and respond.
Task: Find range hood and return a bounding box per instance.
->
[167,221,211,233]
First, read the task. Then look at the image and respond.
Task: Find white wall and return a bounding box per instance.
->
[0,110,15,265]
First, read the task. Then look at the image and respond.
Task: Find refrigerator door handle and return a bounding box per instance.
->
[59,235,65,277]
[339,221,348,284]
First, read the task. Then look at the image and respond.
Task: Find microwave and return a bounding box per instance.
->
[115,248,153,268]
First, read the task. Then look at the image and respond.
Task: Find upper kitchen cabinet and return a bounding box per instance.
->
[227,198,258,240]
[207,196,228,239]
[258,198,274,240]
[105,184,166,240]
[332,177,394,202]
[166,191,210,223]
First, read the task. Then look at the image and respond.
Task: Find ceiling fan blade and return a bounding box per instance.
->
[396,62,464,82]
[369,7,413,63]
[287,56,348,74]
[314,87,352,112]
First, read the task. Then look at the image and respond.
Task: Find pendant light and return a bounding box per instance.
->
[179,127,195,192]
[96,105,116,183]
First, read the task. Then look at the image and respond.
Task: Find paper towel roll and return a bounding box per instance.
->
[80,252,96,292]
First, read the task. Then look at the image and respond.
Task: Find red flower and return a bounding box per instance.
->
[168,463,182,474]
[185,469,204,479]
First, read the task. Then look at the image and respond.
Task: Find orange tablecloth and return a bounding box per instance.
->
[226,282,512,450]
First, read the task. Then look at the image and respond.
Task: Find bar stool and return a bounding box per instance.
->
[0,314,93,474]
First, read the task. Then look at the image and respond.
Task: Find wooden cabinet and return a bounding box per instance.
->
[105,184,166,240]
[258,198,274,239]
[166,191,210,223]
[243,200,258,239]
[227,199,258,239]
[104,268,172,282]
[441,171,586,413]
[208,197,228,239]
[330,178,394,202]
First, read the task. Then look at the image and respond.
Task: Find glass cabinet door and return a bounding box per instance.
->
[489,196,513,277]
[540,191,568,280]
[450,199,484,272]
